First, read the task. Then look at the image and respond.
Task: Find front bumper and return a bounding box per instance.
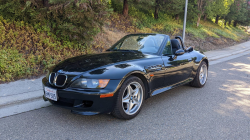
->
[42,77,122,115]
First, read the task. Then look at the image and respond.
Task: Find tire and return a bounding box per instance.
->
[112,76,145,120]
[190,61,208,88]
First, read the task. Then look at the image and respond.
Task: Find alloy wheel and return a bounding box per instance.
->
[122,82,143,115]
[199,64,208,85]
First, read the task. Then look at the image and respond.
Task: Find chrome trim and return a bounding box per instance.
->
[53,74,57,85]
[49,72,56,85]
[54,74,68,87]
[152,86,171,96]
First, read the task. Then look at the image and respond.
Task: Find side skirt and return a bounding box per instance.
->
[151,78,194,96]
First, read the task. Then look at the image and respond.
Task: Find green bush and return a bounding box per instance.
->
[0,16,91,82]
[0,48,29,82]
[0,0,110,45]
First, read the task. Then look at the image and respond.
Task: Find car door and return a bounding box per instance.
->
[161,38,193,87]
[144,57,166,92]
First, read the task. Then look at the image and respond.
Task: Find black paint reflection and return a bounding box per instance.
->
[114,64,131,69]
[53,51,146,72]
[89,68,107,75]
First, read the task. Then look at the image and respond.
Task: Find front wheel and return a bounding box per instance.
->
[112,76,145,120]
[190,61,208,88]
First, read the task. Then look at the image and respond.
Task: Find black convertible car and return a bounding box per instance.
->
[42,34,208,119]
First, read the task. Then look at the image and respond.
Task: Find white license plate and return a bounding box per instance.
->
[44,87,58,101]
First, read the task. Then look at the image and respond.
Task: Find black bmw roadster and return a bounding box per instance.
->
[42,34,208,119]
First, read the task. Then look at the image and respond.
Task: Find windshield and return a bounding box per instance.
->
[109,34,165,54]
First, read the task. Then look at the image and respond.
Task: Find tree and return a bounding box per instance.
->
[196,0,214,27]
[154,0,160,19]
[0,0,110,44]
[202,0,213,21]
[123,0,128,16]
[164,0,186,20]
[234,1,248,26]
[212,0,234,24]
[43,0,49,7]
[225,0,249,27]
[203,14,207,21]
[191,0,233,26]
[215,15,219,24]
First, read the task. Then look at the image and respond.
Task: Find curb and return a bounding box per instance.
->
[0,90,43,107]
[0,99,51,118]
[208,49,250,65]
[205,47,250,61]
[0,89,49,118]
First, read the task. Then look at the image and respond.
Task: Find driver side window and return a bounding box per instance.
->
[162,39,172,56]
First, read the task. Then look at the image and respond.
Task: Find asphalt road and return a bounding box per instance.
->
[0,54,250,140]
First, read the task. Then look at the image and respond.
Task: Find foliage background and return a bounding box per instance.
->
[0,0,249,82]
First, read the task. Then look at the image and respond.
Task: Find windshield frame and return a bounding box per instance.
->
[108,34,168,55]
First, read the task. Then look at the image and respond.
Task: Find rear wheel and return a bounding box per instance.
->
[190,61,208,88]
[112,76,145,120]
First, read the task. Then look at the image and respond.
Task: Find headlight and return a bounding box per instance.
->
[70,79,110,89]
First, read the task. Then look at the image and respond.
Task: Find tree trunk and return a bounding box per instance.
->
[233,21,237,27]
[229,20,231,25]
[197,14,201,27]
[43,0,49,7]
[215,15,219,24]
[224,20,227,26]
[123,0,129,16]
[154,0,159,19]
[204,14,207,21]
[175,14,179,20]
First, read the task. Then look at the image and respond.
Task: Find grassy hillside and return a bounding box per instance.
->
[94,12,249,52]
[0,17,92,82]
[0,11,249,83]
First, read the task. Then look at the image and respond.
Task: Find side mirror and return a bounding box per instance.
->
[186,46,193,52]
[175,49,185,56]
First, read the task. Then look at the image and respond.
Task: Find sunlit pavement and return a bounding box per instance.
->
[0,55,249,139]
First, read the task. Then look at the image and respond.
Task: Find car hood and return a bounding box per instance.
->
[52,51,148,73]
